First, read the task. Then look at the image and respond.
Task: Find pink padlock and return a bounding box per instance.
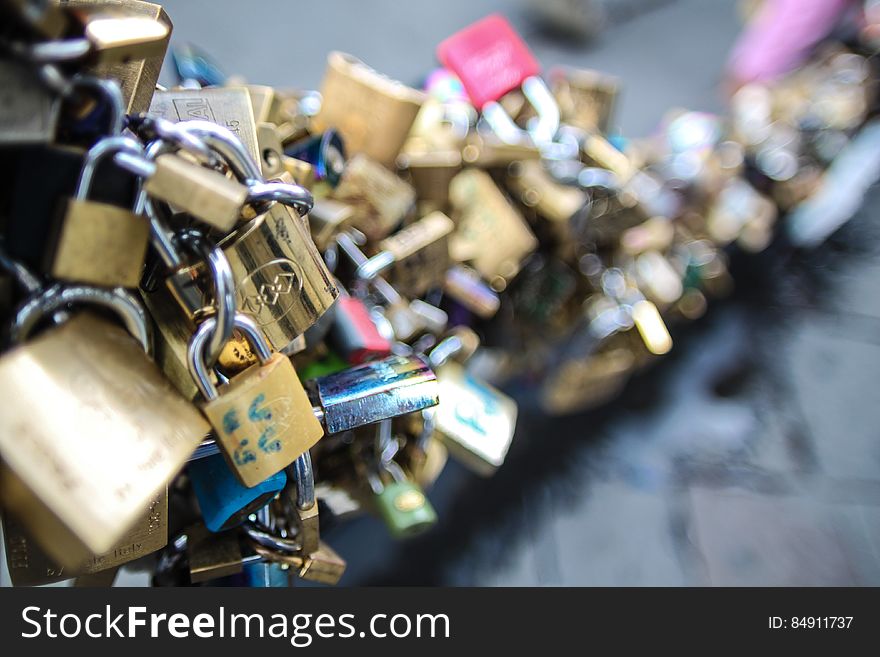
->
[437,14,559,145]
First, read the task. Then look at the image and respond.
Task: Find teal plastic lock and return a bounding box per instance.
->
[189,452,286,532]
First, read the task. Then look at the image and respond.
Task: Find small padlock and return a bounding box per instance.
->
[356,211,454,297]
[369,460,437,539]
[437,14,559,145]
[114,150,249,232]
[328,291,392,365]
[449,168,538,286]
[550,66,619,134]
[0,287,209,569]
[251,540,346,585]
[188,452,287,532]
[188,312,325,487]
[284,452,319,557]
[186,523,246,583]
[313,51,426,167]
[50,136,150,287]
[332,154,417,241]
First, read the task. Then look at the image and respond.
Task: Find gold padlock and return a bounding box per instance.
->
[550,66,619,134]
[2,488,167,586]
[449,169,538,286]
[0,309,208,569]
[51,137,150,288]
[188,313,325,487]
[149,86,260,164]
[168,204,338,355]
[314,51,425,167]
[66,1,173,114]
[332,154,417,241]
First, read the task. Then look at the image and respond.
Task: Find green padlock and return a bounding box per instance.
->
[370,463,437,539]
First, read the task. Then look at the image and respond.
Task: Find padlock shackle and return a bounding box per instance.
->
[11,284,152,354]
[187,312,273,402]
[288,452,316,510]
[177,231,236,368]
[246,181,314,216]
[76,135,144,199]
[70,75,125,136]
[174,120,264,185]
[128,113,223,170]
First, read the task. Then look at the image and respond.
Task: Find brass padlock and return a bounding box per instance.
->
[166,204,338,356]
[149,86,261,164]
[66,1,171,64]
[449,168,538,286]
[252,541,346,585]
[550,66,619,134]
[2,488,167,586]
[186,525,245,584]
[314,51,426,167]
[50,136,150,288]
[0,291,208,569]
[332,154,417,241]
[357,211,454,297]
[188,313,325,487]
[505,159,588,229]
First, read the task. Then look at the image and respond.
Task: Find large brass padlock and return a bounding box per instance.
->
[0,292,208,569]
[314,51,426,167]
[188,312,324,488]
[50,136,150,288]
[2,488,167,586]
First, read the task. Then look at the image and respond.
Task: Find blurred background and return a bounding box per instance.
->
[3,0,879,586]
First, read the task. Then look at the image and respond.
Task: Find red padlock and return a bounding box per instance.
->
[437,14,559,145]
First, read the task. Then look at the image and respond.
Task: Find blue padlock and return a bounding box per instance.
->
[188,453,286,533]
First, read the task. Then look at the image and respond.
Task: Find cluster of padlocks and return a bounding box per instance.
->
[0,1,875,587]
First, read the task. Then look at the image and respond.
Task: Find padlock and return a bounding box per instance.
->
[437,14,559,145]
[114,150,249,232]
[307,354,439,435]
[397,149,462,205]
[149,86,261,165]
[332,154,417,241]
[428,335,517,475]
[0,287,209,569]
[186,524,247,583]
[2,488,167,586]
[449,168,538,286]
[0,59,60,144]
[49,136,150,287]
[188,453,287,533]
[505,159,589,228]
[550,66,619,134]
[328,291,392,365]
[64,1,172,113]
[58,2,171,65]
[313,51,426,167]
[308,199,354,251]
[163,202,337,356]
[355,211,454,297]
[251,541,346,585]
[189,312,324,487]
[369,459,437,538]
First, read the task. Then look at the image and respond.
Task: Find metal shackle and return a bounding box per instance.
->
[69,75,125,136]
[175,120,314,214]
[187,311,273,402]
[127,113,222,169]
[176,230,236,368]
[75,135,144,200]
[288,452,316,511]
[11,284,152,354]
